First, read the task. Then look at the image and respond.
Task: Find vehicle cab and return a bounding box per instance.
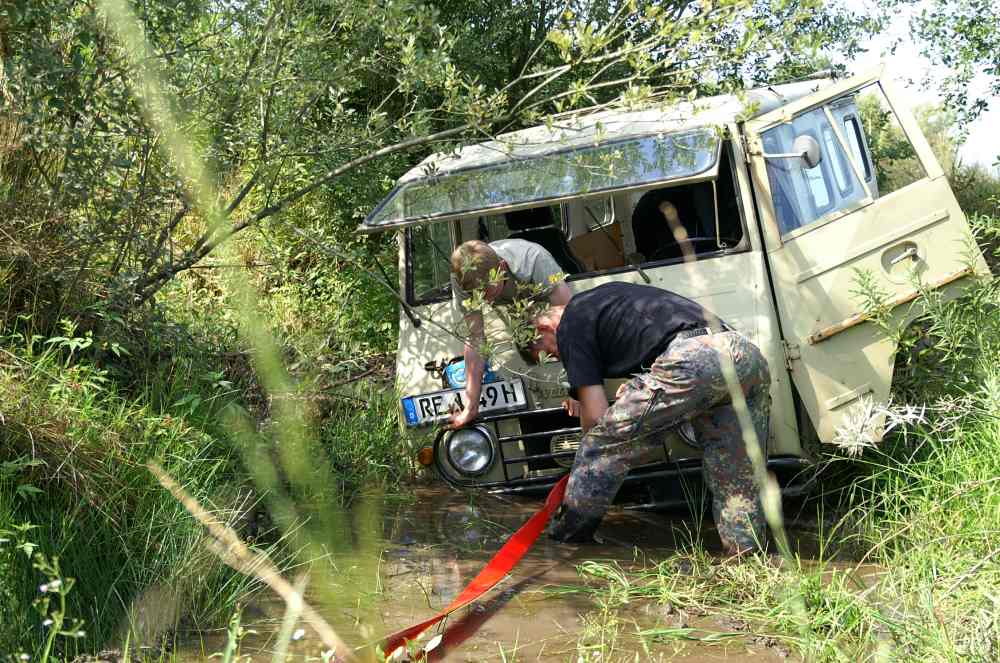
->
[361,67,991,501]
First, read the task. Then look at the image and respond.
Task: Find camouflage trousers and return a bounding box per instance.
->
[551,331,772,554]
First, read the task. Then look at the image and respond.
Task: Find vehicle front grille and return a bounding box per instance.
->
[550,433,580,468]
[513,407,580,472]
[435,406,813,502]
[432,406,580,490]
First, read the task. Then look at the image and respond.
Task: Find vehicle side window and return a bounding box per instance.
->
[478,215,511,242]
[852,84,926,196]
[408,222,453,305]
[563,198,625,272]
[479,205,586,275]
[446,143,748,284]
[762,106,866,236]
[843,116,872,183]
[822,125,853,196]
[627,142,744,264]
[802,130,833,214]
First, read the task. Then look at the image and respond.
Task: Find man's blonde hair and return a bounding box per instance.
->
[451,240,502,291]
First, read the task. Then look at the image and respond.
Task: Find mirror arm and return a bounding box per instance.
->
[761,151,808,160]
[763,135,822,168]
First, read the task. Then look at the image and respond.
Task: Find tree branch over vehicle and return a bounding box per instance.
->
[879,0,1000,130]
[2,0,875,312]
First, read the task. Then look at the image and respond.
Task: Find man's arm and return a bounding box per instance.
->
[577,384,609,433]
[549,281,582,417]
[548,281,572,306]
[448,310,485,429]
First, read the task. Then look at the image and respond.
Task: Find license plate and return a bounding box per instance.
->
[401,378,528,427]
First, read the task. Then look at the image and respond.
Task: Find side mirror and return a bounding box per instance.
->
[793,135,822,169]
[762,134,823,169]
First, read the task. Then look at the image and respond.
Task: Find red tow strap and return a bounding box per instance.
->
[382,475,569,659]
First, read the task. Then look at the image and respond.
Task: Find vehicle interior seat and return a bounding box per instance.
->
[630,186,705,261]
[504,207,585,275]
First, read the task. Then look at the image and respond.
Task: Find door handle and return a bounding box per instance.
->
[890,247,919,265]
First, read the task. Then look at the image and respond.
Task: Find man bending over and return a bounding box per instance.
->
[448,238,573,428]
[520,282,772,555]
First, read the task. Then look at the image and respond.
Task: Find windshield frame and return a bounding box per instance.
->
[364,128,722,233]
[405,220,456,307]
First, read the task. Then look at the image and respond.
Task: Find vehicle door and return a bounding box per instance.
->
[744,67,991,442]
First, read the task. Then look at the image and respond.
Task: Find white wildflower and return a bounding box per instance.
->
[42,619,53,627]
[882,401,926,435]
[832,396,926,456]
[928,394,976,432]
[291,627,306,641]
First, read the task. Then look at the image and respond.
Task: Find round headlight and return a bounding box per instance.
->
[446,426,495,476]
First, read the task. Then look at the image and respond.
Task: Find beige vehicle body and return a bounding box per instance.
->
[362,67,991,499]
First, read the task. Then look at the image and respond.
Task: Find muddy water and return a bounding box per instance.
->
[172,486,871,662]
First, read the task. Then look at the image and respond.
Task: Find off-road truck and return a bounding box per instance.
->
[360,67,991,502]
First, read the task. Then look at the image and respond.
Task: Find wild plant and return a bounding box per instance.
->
[32,554,87,663]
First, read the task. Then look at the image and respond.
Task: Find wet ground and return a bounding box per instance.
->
[172,485,877,662]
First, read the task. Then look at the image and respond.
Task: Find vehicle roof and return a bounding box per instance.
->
[397,79,831,184]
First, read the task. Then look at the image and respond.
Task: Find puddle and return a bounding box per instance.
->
[171,485,868,662]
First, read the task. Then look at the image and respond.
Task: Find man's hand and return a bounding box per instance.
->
[615,381,629,400]
[447,399,479,429]
[562,398,581,417]
[447,309,487,430]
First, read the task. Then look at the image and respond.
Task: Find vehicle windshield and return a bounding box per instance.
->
[366,129,720,230]
[405,141,749,307]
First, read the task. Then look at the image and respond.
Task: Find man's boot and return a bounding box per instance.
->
[548,505,602,543]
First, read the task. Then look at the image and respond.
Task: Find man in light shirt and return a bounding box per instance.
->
[447,238,574,428]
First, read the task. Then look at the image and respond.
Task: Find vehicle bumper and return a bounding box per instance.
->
[432,406,814,507]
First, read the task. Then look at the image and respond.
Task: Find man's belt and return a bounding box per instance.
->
[673,324,734,342]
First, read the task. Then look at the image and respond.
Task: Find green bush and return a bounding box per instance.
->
[952,166,1000,221]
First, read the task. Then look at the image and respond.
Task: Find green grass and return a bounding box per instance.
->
[319,385,413,496]
[0,315,408,654]
[0,340,258,652]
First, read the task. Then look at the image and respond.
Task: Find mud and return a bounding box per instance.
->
[172,485,874,662]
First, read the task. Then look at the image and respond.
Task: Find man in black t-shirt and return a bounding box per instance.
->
[520,282,772,555]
